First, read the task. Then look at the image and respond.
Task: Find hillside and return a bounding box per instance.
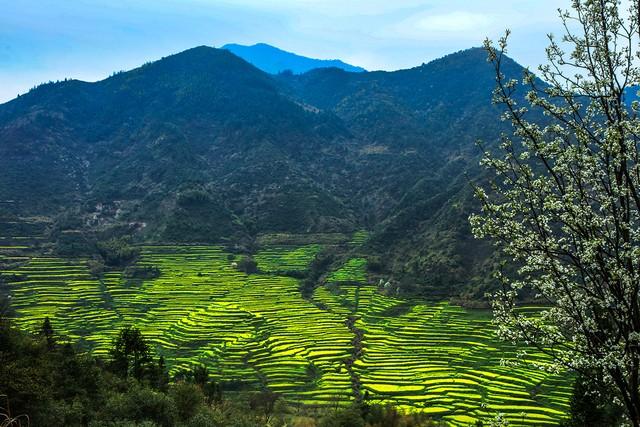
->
[222,43,366,74]
[0,45,526,299]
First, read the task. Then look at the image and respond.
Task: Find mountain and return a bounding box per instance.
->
[222,43,366,74]
[0,47,354,239]
[0,45,527,299]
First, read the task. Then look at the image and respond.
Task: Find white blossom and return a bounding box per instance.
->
[472,1,640,424]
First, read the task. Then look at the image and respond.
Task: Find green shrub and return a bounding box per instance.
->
[97,238,139,267]
[100,385,177,426]
[169,382,204,421]
[185,408,220,427]
[235,256,258,274]
[123,265,161,279]
[319,406,364,427]
[87,259,106,276]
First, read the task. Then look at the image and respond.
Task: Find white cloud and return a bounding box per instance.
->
[381,10,500,44]
[210,0,430,17]
[409,11,495,33]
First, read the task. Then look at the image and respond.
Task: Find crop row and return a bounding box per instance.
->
[313,280,571,425]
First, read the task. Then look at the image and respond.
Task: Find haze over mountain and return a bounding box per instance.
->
[222,43,366,74]
[0,44,527,299]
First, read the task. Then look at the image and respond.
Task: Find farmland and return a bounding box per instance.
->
[0,234,572,426]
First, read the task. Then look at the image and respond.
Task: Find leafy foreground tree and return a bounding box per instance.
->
[470,0,640,424]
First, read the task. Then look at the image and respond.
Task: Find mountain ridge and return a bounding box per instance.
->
[0,44,526,299]
[222,42,366,74]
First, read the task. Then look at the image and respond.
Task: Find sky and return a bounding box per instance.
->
[0,0,573,103]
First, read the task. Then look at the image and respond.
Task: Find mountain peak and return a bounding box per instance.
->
[140,45,249,72]
[221,43,366,74]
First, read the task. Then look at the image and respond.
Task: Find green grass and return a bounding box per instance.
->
[2,243,572,425]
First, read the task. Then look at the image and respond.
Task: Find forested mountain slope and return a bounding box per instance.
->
[0,45,526,298]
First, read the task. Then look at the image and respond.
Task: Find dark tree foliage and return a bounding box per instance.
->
[0,318,103,425]
[124,264,161,279]
[109,325,153,380]
[235,256,258,274]
[248,390,280,422]
[300,250,334,298]
[157,355,170,392]
[40,317,55,350]
[169,382,204,421]
[562,372,623,427]
[319,406,365,427]
[192,364,209,387]
[203,381,224,405]
[97,237,140,267]
[54,230,96,257]
[164,189,242,243]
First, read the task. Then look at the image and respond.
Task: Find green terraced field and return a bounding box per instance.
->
[0,243,572,426]
[349,230,370,246]
[326,257,368,284]
[254,244,322,273]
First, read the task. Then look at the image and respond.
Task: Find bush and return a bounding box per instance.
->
[87,259,106,277]
[55,231,95,257]
[186,408,220,427]
[319,406,364,427]
[300,251,334,298]
[366,256,385,273]
[248,390,280,420]
[97,238,139,267]
[561,372,623,427]
[235,256,258,274]
[123,265,161,279]
[169,382,204,421]
[101,385,177,426]
[177,189,211,208]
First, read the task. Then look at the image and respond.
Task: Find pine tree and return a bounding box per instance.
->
[40,317,55,350]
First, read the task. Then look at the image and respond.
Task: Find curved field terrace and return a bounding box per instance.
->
[0,237,571,426]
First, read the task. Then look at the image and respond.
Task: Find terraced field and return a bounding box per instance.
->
[326,257,368,284]
[355,299,570,426]
[254,244,322,274]
[0,238,572,426]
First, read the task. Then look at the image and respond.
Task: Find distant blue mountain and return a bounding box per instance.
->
[221,43,366,74]
[625,85,640,106]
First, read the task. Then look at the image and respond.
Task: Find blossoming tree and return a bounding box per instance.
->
[471,0,640,424]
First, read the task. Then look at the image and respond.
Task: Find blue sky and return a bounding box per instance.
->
[0,0,571,103]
